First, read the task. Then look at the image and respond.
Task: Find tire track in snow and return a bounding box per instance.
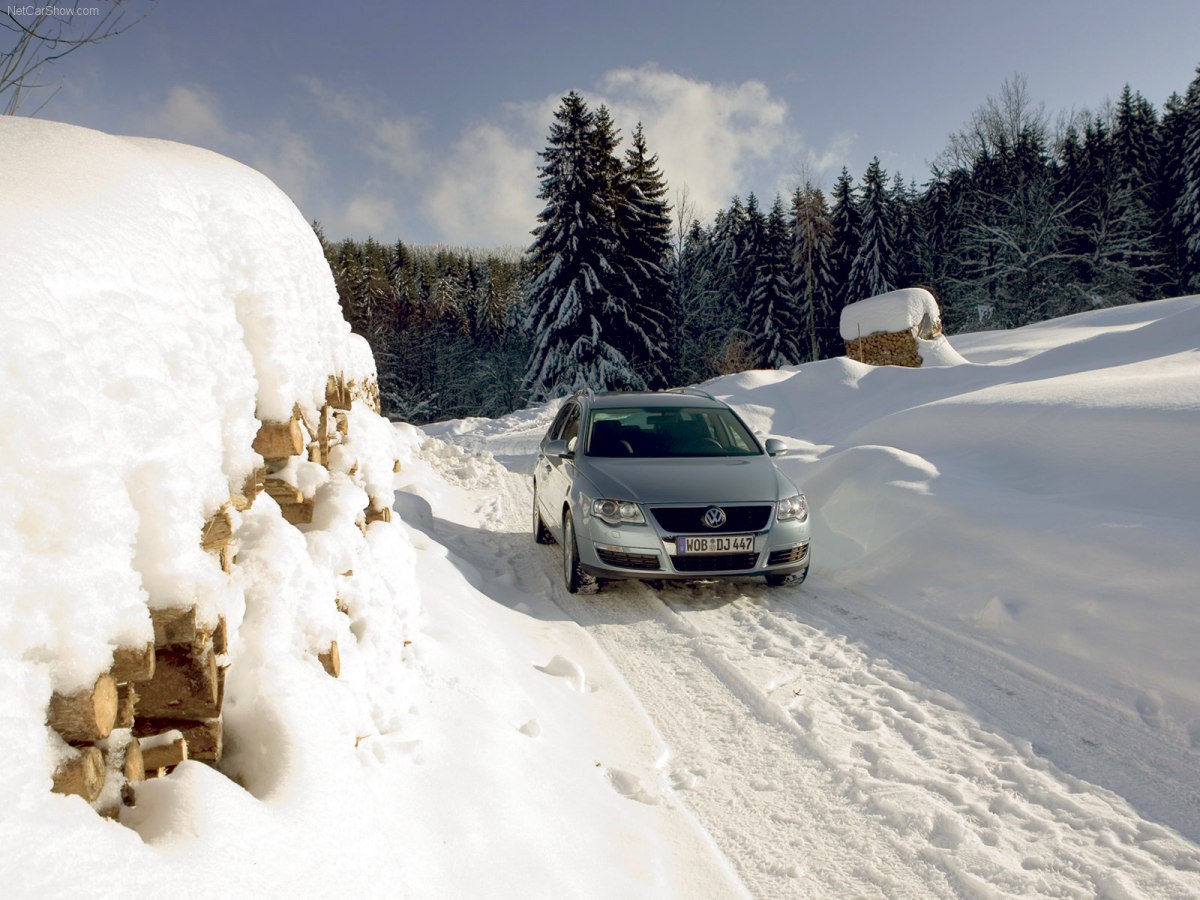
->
[413,434,1200,898]
[554,585,965,897]
[655,584,1200,897]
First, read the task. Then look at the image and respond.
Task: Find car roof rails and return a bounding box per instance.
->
[666,386,717,401]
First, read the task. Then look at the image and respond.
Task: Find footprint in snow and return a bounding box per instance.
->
[518,719,541,738]
[534,654,587,692]
[606,768,660,805]
[1135,690,1168,729]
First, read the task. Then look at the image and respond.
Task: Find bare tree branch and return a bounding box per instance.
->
[1,2,157,115]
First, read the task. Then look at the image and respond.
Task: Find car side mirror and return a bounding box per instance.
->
[545,438,573,459]
[765,438,787,457]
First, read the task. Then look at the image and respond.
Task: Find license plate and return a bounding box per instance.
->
[676,534,755,555]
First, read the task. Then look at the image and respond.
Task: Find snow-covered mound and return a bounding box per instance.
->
[0,118,421,891]
[839,287,967,366]
[840,287,940,340]
[707,296,1200,739]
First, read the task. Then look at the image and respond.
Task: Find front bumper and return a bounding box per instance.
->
[576,503,811,581]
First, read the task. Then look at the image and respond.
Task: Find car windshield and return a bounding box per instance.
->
[585,406,762,458]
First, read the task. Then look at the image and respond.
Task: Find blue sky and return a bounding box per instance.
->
[25,0,1200,247]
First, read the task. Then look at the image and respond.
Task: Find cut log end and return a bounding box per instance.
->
[200,507,234,552]
[136,646,220,720]
[151,606,198,647]
[52,746,105,802]
[141,736,188,775]
[364,505,392,525]
[112,642,155,683]
[252,417,305,460]
[318,641,341,678]
[122,737,146,783]
[115,683,138,729]
[48,674,118,744]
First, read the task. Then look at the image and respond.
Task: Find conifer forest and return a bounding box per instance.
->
[321,67,1200,424]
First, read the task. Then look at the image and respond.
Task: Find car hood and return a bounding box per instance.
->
[581,455,789,504]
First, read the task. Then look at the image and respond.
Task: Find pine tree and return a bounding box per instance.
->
[745,196,801,368]
[847,157,898,304]
[789,182,836,362]
[826,170,859,357]
[522,93,655,399]
[618,122,672,386]
[1171,66,1200,291]
[914,168,966,328]
[891,174,922,288]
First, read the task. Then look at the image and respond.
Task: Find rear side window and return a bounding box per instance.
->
[555,403,582,450]
[547,403,572,440]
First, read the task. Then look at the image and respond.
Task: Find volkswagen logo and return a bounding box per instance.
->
[702,506,727,529]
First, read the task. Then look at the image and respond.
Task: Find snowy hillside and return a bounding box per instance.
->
[2,115,1199,899]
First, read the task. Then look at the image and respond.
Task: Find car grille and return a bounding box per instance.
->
[650,505,772,534]
[670,552,760,573]
[596,549,662,571]
[767,544,809,566]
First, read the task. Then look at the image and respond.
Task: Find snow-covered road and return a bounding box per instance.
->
[402,428,1200,899]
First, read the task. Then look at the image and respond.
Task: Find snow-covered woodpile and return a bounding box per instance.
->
[45,369,391,817]
[841,288,942,368]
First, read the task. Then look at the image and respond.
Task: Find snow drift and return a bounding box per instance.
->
[0,117,421,891]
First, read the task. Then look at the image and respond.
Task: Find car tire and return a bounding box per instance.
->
[562,512,597,595]
[533,487,554,544]
[766,567,807,587]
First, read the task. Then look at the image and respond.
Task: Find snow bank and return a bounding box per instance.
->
[840,287,940,340]
[0,118,418,890]
[709,296,1200,741]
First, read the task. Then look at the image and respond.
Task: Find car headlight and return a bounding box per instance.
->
[777,493,808,523]
[590,498,645,526]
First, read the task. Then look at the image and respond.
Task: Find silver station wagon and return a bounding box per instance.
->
[532,389,811,593]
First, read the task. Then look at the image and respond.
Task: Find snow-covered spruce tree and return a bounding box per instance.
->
[744,196,801,368]
[673,219,740,384]
[618,122,672,387]
[1113,85,1161,208]
[847,157,898,304]
[1062,113,1162,306]
[914,167,968,328]
[700,195,757,372]
[954,128,1075,327]
[523,93,660,399]
[826,169,859,357]
[789,182,836,363]
[891,174,923,289]
[1171,66,1200,292]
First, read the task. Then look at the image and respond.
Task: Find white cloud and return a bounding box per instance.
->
[249,128,322,215]
[328,194,398,238]
[595,65,795,219]
[143,85,230,145]
[423,118,544,247]
[299,76,427,179]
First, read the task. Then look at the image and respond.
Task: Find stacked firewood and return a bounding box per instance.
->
[47,369,395,816]
[845,329,924,368]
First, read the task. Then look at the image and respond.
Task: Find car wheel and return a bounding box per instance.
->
[533,486,554,545]
[562,512,597,595]
[766,568,807,587]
